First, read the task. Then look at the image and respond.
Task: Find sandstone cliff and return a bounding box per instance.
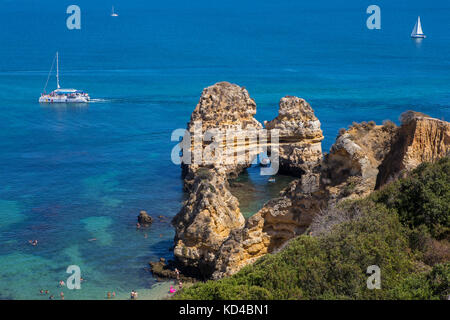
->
[181,82,263,190]
[376,112,450,188]
[172,168,245,277]
[265,96,324,179]
[173,82,262,277]
[171,82,450,280]
[172,82,324,278]
[212,113,450,279]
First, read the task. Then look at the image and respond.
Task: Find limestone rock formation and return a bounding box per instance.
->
[265,96,324,180]
[181,82,263,190]
[213,181,326,279]
[173,82,264,277]
[171,81,450,281]
[321,121,396,200]
[376,112,450,187]
[172,168,245,277]
[213,114,450,279]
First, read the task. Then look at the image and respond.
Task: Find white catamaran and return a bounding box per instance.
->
[411,16,426,39]
[39,52,90,103]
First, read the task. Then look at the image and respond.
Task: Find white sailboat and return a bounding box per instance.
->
[111,6,118,17]
[39,52,90,103]
[411,16,426,38]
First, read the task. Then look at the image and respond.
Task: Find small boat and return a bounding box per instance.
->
[111,6,118,17]
[268,177,276,183]
[260,157,271,167]
[39,52,90,103]
[411,16,426,38]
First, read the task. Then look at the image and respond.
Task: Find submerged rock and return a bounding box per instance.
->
[138,210,153,225]
[149,259,197,282]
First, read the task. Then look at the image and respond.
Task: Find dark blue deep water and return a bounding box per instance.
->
[0,0,449,299]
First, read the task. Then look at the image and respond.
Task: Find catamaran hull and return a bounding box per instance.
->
[411,35,426,38]
[39,96,89,103]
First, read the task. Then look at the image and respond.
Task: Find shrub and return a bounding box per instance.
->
[176,205,413,300]
[371,157,450,239]
[388,262,449,299]
[175,157,449,300]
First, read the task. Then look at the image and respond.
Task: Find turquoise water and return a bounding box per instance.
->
[0,0,449,299]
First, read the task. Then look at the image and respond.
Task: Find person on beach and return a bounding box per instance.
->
[59,280,65,287]
[112,291,116,298]
[107,292,111,299]
[45,290,49,294]
[136,222,141,229]
[130,290,135,299]
[178,281,183,289]
[49,295,54,300]
[60,292,64,300]
[40,289,44,294]
[175,268,180,280]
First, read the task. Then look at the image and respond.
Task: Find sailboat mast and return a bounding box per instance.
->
[56,51,60,89]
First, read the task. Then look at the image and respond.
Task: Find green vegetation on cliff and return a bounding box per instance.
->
[175,157,450,300]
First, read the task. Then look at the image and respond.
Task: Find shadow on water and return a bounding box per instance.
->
[229,165,297,219]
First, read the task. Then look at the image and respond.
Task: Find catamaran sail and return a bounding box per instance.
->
[411,16,426,38]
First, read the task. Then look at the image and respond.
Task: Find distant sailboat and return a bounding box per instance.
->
[111,6,118,17]
[411,16,426,38]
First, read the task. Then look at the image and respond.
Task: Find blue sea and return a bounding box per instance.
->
[0,0,449,299]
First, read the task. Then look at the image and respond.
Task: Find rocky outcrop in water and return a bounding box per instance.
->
[173,82,264,277]
[172,168,245,277]
[170,82,450,280]
[181,82,263,190]
[265,96,324,180]
[138,210,153,225]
